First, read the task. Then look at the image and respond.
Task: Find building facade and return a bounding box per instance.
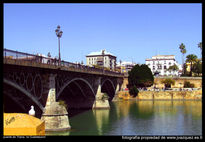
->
[116,61,136,74]
[145,55,182,76]
[86,50,116,70]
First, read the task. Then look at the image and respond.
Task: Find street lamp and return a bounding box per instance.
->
[55,25,63,66]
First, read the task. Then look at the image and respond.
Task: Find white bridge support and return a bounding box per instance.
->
[41,74,71,131]
[93,77,110,109]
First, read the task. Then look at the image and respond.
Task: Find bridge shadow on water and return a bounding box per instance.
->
[67,108,91,118]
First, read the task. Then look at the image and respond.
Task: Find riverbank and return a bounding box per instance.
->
[117,89,202,100]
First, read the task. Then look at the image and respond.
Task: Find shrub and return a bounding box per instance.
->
[101,93,109,101]
[124,93,128,96]
[58,100,67,109]
[184,81,195,88]
[161,78,175,88]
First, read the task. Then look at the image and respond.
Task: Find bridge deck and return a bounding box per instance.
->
[3,49,123,78]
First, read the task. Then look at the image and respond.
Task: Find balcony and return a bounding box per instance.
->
[97,57,103,61]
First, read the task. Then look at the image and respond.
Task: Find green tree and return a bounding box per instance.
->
[129,85,139,97]
[128,64,154,89]
[167,64,179,76]
[192,59,202,76]
[179,43,187,74]
[184,81,195,88]
[161,78,175,88]
[186,54,198,76]
[198,42,202,59]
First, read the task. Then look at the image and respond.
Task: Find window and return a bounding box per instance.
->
[164,66,167,69]
[157,64,162,69]
[153,66,155,70]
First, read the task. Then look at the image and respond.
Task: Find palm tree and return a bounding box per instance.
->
[186,54,198,76]
[179,43,187,74]
[192,59,202,76]
[198,42,202,59]
[167,64,179,76]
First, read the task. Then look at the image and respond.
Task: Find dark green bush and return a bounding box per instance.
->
[129,85,139,97]
[58,100,67,109]
[184,81,195,88]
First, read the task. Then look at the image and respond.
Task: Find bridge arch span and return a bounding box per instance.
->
[3,78,44,118]
[101,79,116,101]
[57,77,95,99]
[57,78,96,115]
[101,79,116,91]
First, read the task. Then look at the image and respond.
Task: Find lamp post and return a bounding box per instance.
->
[55,25,63,66]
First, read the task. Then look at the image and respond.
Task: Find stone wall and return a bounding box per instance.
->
[138,90,202,100]
[121,77,202,89]
[117,89,202,100]
[153,77,202,88]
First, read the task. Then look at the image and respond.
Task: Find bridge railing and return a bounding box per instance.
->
[3,48,123,76]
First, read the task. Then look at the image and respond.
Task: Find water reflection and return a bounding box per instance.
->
[92,109,110,135]
[46,100,202,135]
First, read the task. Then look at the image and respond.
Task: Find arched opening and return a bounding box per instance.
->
[101,79,115,101]
[3,80,43,118]
[57,78,95,117]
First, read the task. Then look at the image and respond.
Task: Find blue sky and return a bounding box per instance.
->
[4,3,202,64]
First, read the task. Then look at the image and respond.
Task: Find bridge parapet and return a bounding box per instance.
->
[4,49,123,78]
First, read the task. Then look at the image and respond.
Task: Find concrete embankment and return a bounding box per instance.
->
[117,89,202,100]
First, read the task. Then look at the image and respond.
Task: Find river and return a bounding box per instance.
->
[46,100,202,136]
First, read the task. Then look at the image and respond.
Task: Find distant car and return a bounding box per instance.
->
[125,88,129,91]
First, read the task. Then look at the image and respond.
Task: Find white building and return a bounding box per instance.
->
[86,50,116,70]
[145,55,182,76]
[116,61,136,73]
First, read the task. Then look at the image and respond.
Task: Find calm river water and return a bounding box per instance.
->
[46,100,202,136]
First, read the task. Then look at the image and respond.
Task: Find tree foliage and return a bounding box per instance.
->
[186,54,198,76]
[129,85,139,97]
[128,64,154,89]
[161,78,175,88]
[58,100,67,109]
[192,59,202,76]
[184,81,195,88]
[167,64,179,71]
[179,43,186,54]
[179,43,186,74]
[198,42,202,52]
